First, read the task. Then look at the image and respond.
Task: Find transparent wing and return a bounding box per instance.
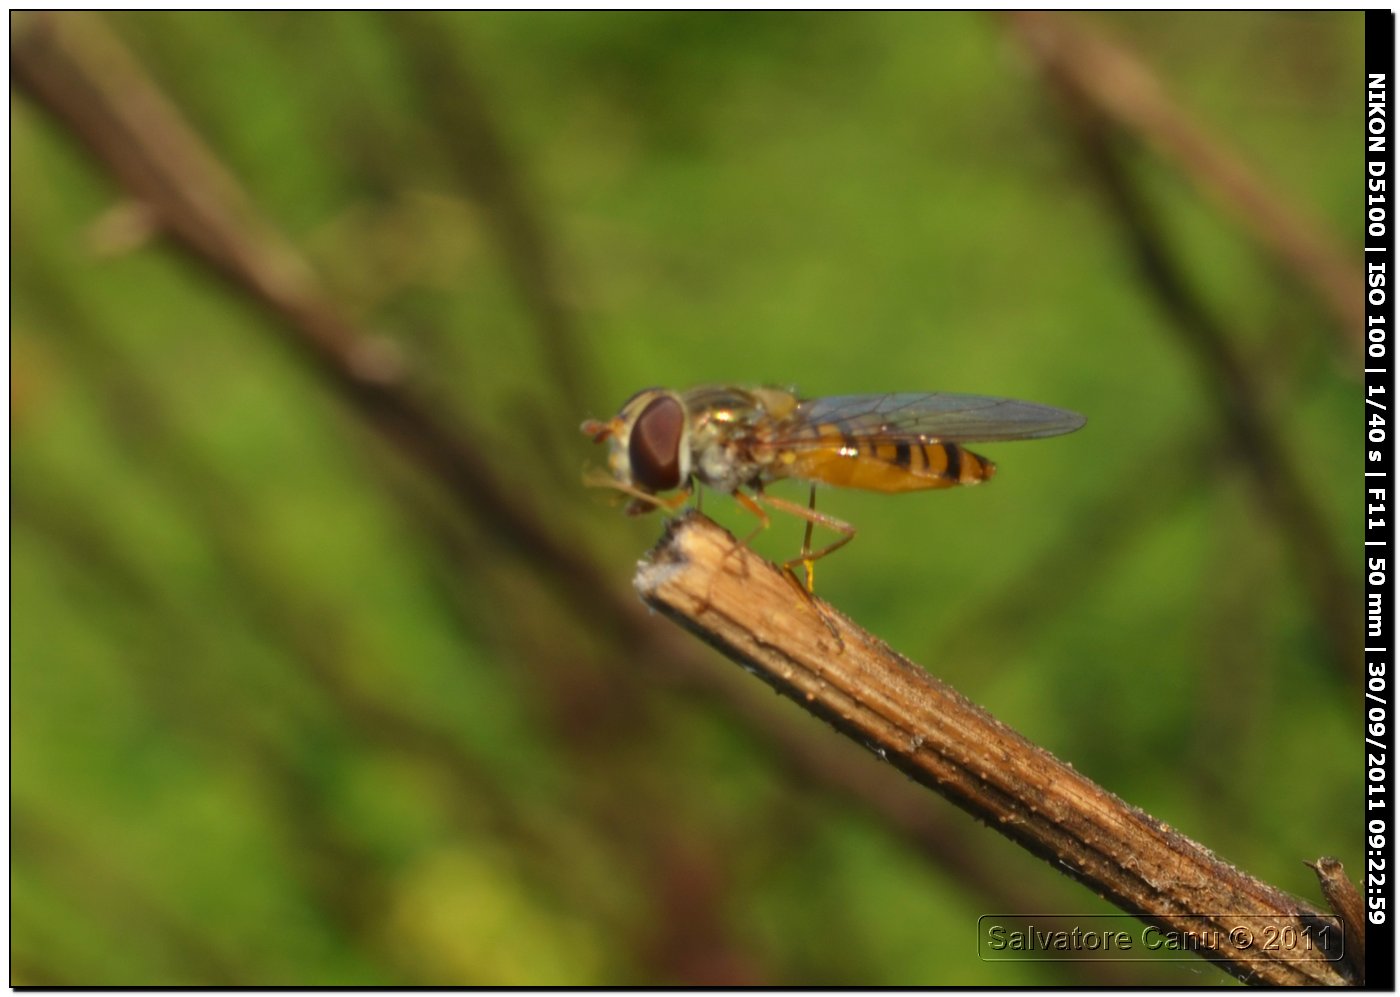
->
[770,392,1086,446]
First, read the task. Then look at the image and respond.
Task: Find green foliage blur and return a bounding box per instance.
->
[12,11,1363,986]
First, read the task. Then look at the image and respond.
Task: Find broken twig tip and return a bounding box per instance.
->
[1306,856,1365,983]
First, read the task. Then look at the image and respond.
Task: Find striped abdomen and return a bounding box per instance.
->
[781,431,996,492]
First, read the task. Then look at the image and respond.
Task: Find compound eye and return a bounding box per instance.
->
[628,395,684,492]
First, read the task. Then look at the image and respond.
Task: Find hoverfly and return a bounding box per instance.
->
[581,386,1085,590]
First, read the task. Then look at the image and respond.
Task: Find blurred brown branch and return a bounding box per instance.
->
[638,512,1352,987]
[1004,11,1362,357]
[1002,13,1360,683]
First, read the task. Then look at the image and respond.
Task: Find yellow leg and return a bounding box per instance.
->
[799,485,818,590]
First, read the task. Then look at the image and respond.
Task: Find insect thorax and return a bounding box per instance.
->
[683,388,779,493]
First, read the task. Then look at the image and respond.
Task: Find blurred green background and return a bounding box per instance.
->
[11,11,1364,986]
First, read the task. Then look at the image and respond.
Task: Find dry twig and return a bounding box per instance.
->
[637,512,1352,987]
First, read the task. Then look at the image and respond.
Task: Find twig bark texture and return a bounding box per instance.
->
[636,513,1351,987]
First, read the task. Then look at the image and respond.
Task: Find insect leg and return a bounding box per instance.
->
[582,467,692,516]
[730,488,772,550]
[706,488,772,590]
[748,486,847,647]
[754,489,857,593]
[799,484,817,583]
[732,488,768,523]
